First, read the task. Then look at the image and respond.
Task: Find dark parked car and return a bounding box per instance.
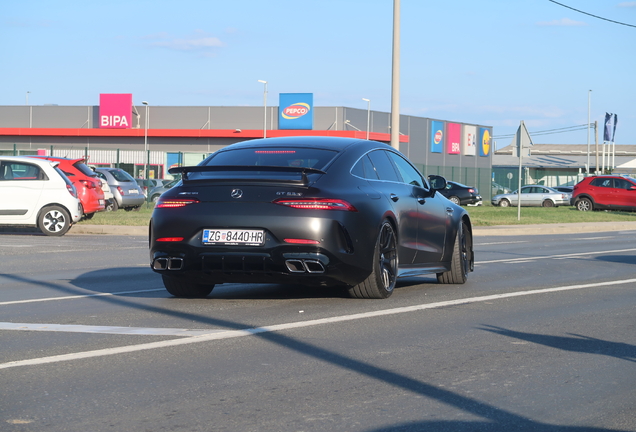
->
[572,175,636,211]
[555,186,573,194]
[438,181,482,206]
[149,136,474,299]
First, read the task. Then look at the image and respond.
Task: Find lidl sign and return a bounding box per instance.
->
[279,93,313,130]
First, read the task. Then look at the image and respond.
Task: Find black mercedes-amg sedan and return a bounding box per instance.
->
[149,136,474,299]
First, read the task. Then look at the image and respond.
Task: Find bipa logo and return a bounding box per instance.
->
[282,103,310,120]
[101,116,129,127]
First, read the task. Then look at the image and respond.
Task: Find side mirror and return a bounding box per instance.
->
[427,174,447,191]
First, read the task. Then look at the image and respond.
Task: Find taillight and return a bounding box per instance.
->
[468,188,475,194]
[80,179,96,189]
[156,237,185,242]
[66,184,77,198]
[156,198,200,208]
[117,186,124,195]
[273,198,357,211]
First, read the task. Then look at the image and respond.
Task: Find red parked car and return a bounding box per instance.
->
[572,175,636,211]
[29,156,105,218]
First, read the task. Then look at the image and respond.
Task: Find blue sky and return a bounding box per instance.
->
[1,0,635,148]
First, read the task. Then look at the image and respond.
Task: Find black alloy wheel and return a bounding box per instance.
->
[349,220,398,299]
[437,222,470,284]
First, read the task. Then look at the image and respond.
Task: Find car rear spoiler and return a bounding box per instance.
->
[168,165,326,186]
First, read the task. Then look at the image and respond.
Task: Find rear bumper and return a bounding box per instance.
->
[149,205,379,287]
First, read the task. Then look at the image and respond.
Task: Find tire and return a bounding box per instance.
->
[84,212,95,220]
[437,222,470,284]
[542,199,555,208]
[162,275,214,298]
[151,194,160,203]
[449,196,461,205]
[576,197,593,212]
[38,205,71,236]
[499,199,510,207]
[348,221,398,299]
[111,200,119,212]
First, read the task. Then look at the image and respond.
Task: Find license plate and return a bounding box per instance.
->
[128,189,138,194]
[99,199,105,205]
[202,229,265,246]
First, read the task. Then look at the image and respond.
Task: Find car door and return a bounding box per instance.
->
[517,186,535,206]
[589,178,613,206]
[364,150,420,265]
[612,178,636,209]
[386,152,447,265]
[0,161,45,223]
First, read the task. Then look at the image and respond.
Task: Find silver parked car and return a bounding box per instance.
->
[94,168,145,211]
[492,185,571,207]
[148,178,180,203]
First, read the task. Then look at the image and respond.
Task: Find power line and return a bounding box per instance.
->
[493,124,590,139]
[547,0,636,28]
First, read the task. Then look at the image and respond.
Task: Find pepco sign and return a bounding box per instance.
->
[279,93,313,130]
[99,93,132,129]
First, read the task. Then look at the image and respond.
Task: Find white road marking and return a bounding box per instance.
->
[1,277,635,370]
[477,247,636,264]
[574,236,615,240]
[475,241,529,246]
[0,322,221,337]
[0,289,165,306]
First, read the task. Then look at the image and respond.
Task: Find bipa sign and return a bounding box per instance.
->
[99,94,133,129]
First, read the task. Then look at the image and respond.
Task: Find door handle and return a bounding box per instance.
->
[417,197,426,204]
[446,207,454,214]
[390,193,399,202]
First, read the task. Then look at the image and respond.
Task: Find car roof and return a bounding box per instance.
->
[0,155,58,167]
[218,136,389,153]
[29,156,87,164]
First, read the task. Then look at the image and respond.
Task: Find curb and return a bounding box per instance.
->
[66,221,636,237]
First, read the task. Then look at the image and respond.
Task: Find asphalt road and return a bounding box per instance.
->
[1,228,635,431]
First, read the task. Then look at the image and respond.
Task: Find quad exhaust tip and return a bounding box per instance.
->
[153,257,183,271]
[285,259,325,274]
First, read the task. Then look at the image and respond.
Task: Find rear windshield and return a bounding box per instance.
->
[205,148,337,169]
[74,162,98,177]
[107,169,135,182]
[193,147,338,180]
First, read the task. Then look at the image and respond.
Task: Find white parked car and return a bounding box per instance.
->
[0,156,82,235]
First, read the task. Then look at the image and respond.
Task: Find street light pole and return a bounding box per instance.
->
[587,90,591,175]
[390,0,400,150]
[362,98,370,140]
[26,91,30,105]
[258,80,268,138]
[142,101,149,179]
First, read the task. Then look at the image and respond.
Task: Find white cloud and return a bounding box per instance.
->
[536,18,588,27]
[618,2,636,7]
[145,31,224,55]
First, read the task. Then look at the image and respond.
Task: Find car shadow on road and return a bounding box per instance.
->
[594,254,636,265]
[480,325,636,363]
[65,267,436,300]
